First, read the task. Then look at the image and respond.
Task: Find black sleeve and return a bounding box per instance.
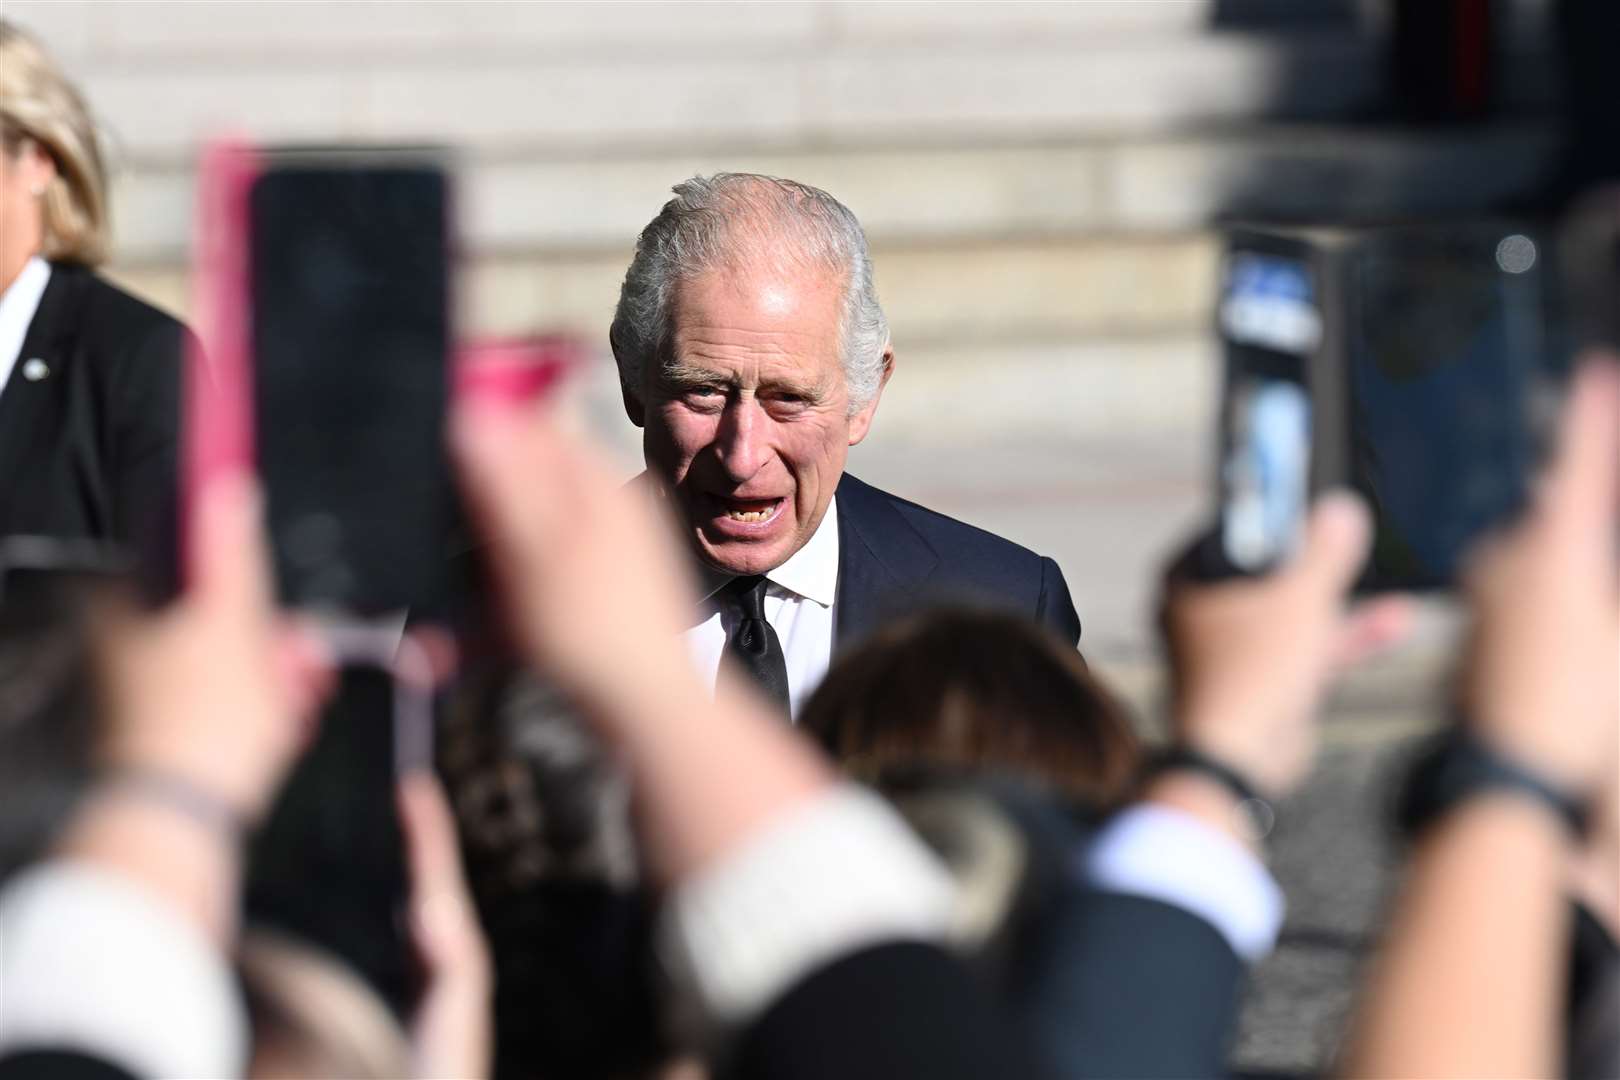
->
[722,941,1047,1080]
[1035,556,1083,647]
[0,1050,140,1080]
[1011,891,1247,1079]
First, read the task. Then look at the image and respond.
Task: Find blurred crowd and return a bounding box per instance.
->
[1,16,1617,1080]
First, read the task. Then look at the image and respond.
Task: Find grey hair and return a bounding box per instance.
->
[610,173,890,412]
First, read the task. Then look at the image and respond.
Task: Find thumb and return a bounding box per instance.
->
[189,472,274,621]
[450,400,563,584]
[1544,356,1620,540]
[1294,489,1374,597]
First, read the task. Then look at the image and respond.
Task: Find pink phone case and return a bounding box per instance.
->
[181,141,262,586]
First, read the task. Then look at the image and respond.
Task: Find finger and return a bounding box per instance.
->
[1295,489,1374,596]
[398,773,482,976]
[402,625,460,687]
[1330,594,1416,672]
[398,772,474,907]
[452,398,638,590]
[451,399,534,531]
[190,473,274,620]
[1544,357,1620,538]
[451,400,576,576]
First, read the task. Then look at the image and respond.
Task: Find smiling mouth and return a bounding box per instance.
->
[715,496,784,524]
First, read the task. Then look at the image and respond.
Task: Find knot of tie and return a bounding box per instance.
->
[722,575,771,628]
[718,575,789,715]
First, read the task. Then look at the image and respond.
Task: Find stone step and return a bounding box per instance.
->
[108,123,1555,265]
[11,0,1557,166]
[106,231,1225,351]
[16,0,1239,63]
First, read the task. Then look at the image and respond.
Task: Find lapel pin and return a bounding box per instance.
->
[21,358,49,382]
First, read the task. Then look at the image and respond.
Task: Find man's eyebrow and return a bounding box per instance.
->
[758,374,829,400]
[660,361,732,388]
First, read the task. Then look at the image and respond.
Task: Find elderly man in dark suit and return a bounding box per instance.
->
[611,173,1081,718]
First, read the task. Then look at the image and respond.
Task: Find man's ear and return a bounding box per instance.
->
[621,381,646,428]
[611,334,647,427]
[847,344,895,447]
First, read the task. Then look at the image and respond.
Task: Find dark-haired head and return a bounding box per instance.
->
[802,608,1142,814]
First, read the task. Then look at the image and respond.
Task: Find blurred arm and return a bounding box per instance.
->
[1340,794,1572,1078]
[0,856,247,1079]
[1,476,328,1079]
[1341,358,1620,1078]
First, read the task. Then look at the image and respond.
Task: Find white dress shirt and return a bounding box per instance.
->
[0,256,51,396]
[684,496,840,721]
[1086,804,1285,962]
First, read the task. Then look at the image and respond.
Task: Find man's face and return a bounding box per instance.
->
[631,262,887,577]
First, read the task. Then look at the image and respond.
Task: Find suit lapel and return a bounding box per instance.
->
[834,472,938,644]
[0,265,84,515]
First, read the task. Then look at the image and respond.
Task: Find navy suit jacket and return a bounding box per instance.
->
[833,472,1082,649]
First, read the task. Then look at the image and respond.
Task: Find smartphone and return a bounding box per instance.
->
[244,629,436,1021]
[187,144,455,619]
[1209,221,1569,591]
[1210,233,1323,576]
[251,150,454,618]
[1345,223,1561,591]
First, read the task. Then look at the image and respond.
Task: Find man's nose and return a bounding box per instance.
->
[713,398,771,482]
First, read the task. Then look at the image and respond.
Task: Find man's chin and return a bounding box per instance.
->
[693,534,795,578]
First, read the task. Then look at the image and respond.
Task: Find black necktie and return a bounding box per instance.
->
[721,575,791,718]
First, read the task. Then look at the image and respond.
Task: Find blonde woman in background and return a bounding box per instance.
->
[0,18,184,596]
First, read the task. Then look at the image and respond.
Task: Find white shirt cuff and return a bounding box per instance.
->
[0,860,247,1078]
[1084,804,1285,962]
[658,784,956,1043]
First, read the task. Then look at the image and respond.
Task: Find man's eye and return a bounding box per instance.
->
[681,385,726,409]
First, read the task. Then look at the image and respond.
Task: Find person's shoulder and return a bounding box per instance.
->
[66,266,187,343]
[838,474,1082,642]
[838,473,1046,572]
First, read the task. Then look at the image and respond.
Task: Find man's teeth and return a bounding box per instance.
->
[725,501,777,522]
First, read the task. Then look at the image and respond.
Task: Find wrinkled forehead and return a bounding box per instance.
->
[665,259,846,380]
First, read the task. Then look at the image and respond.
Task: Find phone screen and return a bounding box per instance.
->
[249,155,452,617]
[1348,227,1556,590]
[244,665,415,1018]
[1215,245,1319,574]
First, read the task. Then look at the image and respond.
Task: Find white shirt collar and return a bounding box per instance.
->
[0,256,51,394]
[766,496,839,608]
[697,495,841,609]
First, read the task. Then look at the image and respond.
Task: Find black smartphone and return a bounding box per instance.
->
[244,631,436,1021]
[248,149,453,618]
[1209,232,1322,576]
[1344,223,1563,591]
